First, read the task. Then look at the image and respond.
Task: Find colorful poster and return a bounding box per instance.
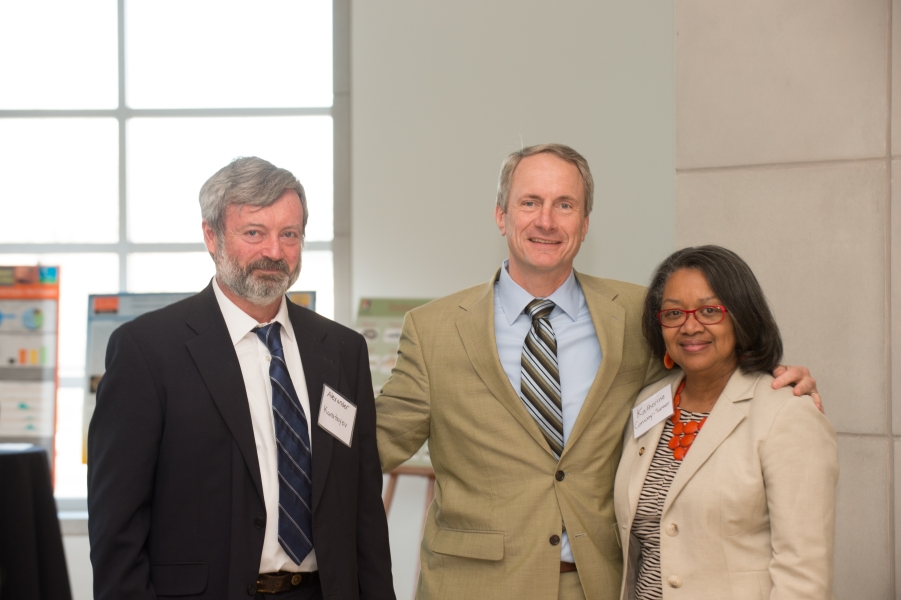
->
[0,266,60,458]
[355,297,432,467]
[82,293,192,463]
[287,290,316,312]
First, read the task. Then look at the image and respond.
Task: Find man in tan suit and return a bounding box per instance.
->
[375,144,816,600]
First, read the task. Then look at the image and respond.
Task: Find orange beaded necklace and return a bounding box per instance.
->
[666,379,707,461]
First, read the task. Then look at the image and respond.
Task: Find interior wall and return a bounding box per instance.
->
[351,2,675,597]
[674,0,894,596]
[351,1,675,306]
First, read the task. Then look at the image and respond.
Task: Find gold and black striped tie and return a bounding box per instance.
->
[521,298,563,458]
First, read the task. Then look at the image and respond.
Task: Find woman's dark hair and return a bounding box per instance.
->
[641,245,783,374]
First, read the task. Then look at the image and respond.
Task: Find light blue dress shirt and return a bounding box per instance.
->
[493,260,603,564]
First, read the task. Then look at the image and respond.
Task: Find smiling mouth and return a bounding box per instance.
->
[680,340,710,352]
[529,238,560,245]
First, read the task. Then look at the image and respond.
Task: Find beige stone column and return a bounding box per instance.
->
[675,1,894,596]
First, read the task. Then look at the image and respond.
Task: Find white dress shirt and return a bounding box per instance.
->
[212,278,317,573]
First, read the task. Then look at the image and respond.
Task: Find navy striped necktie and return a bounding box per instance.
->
[254,322,314,565]
[520,299,564,458]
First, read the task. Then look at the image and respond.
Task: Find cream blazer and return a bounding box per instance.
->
[376,270,666,600]
[613,370,838,600]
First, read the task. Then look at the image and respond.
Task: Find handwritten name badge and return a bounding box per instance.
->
[631,383,674,439]
[318,385,358,447]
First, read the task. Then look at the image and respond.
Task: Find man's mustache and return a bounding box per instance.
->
[246,258,291,275]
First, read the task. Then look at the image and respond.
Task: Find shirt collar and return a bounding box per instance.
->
[212,277,294,346]
[496,260,580,325]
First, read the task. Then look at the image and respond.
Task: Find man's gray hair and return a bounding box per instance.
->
[495,143,594,215]
[199,156,308,239]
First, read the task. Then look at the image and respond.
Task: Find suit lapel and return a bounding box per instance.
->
[288,302,339,513]
[662,370,759,516]
[185,284,265,505]
[562,273,626,454]
[455,271,556,458]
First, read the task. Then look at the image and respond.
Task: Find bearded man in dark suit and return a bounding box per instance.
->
[88,157,394,600]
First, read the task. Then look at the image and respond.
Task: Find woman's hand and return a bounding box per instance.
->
[772,365,823,413]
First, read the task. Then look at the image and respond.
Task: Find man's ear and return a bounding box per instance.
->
[494,205,507,236]
[202,221,218,255]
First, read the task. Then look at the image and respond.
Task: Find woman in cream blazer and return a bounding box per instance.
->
[613,246,838,600]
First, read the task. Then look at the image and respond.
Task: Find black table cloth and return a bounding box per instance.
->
[0,446,72,600]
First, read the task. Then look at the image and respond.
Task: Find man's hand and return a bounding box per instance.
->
[772,364,823,413]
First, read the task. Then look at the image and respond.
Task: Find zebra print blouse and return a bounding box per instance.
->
[630,408,709,600]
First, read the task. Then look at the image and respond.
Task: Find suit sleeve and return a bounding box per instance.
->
[87,326,163,600]
[760,395,839,599]
[375,311,431,472]
[352,335,397,599]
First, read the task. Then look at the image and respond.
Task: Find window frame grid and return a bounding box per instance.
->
[0,0,347,326]
[0,0,349,503]
[0,0,338,288]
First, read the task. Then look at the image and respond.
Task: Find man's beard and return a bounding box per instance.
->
[215,244,300,306]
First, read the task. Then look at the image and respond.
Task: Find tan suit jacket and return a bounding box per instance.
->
[613,370,838,600]
[376,270,665,600]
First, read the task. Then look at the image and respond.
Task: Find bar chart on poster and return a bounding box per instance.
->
[0,266,60,459]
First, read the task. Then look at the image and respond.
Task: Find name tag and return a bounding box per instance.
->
[632,383,674,439]
[318,385,357,447]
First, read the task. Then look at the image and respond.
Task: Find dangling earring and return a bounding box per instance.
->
[663,352,675,370]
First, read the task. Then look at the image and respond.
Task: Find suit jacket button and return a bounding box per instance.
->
[549,534,561,546]
[665,523,678,536]
[639,447,645,456]
[247,583,256,595]
[555,470,565,481]
[667,575,682,588]
[254,517,265,529]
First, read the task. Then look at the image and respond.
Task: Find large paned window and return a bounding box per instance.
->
[0,0,339,501]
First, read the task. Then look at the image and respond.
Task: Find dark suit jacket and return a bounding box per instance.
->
[88,284,394,600]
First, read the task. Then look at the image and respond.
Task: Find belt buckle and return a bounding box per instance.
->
[257,571,302,594]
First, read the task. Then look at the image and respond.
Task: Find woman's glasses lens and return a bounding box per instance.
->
[657,306,726,327]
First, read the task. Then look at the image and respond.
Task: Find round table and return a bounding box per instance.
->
[0,445,72,600]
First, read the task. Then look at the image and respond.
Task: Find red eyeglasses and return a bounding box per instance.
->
[656,305,728,328]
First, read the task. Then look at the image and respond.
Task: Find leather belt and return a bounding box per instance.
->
[560,561,577,573]
[256,571,319,594]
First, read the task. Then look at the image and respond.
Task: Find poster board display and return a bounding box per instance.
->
[81,293,192,462]
[287,290,316,312]
[355,297,432,466]
[82,290,320,462]
[0,266,60,460]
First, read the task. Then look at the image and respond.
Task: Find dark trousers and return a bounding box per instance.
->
[255,581,323,600]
